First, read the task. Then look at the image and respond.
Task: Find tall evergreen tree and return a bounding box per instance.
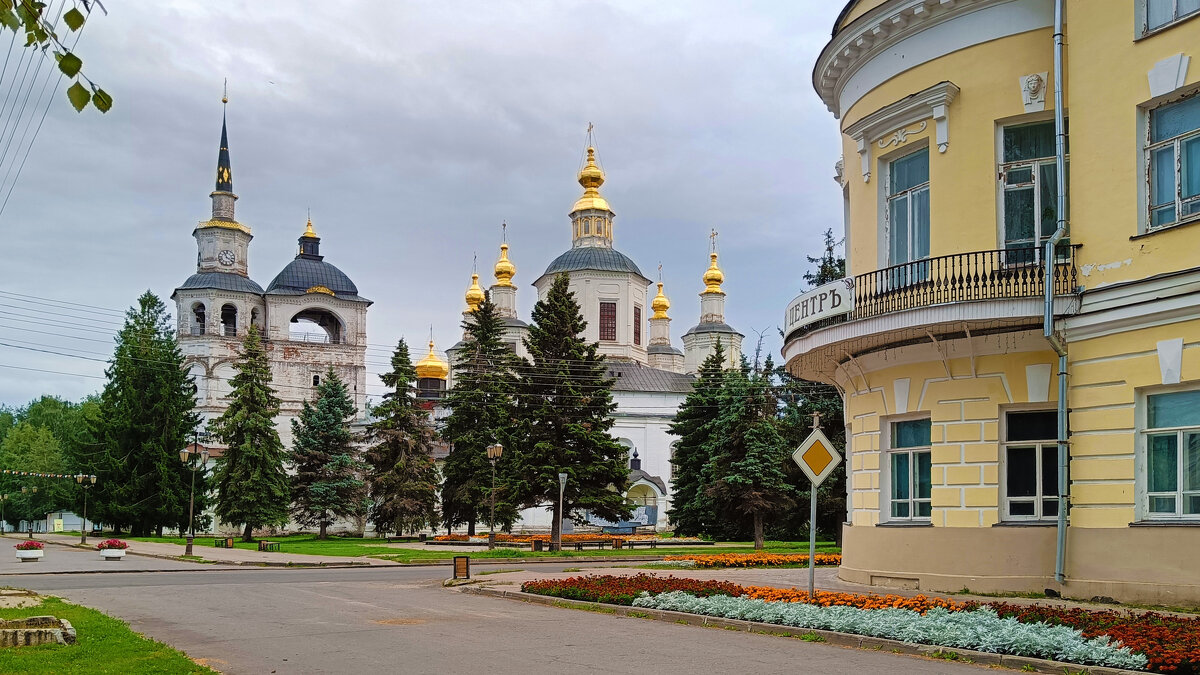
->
[208,325,290,541]
[667,340,729,537]
[441,294,520,534]
[509,273,631,543]
[707,354,795,549]
[84,291,199,536]
[289,368,368,539]
[365,340,440,536]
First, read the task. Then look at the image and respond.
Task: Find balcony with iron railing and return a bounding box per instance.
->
[782,245,1081,380]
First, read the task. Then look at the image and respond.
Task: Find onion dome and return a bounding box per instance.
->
[264,218,370,303]
[702,252,725,294]
[414,340,449,380]
[571,147,611,213]
[494,243,516,287]
[465,273,485,312]
[651,282,671,319]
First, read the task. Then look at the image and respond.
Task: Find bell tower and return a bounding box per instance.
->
[193,89,252,278]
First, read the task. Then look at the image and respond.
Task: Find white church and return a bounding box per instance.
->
[436,143,744,530]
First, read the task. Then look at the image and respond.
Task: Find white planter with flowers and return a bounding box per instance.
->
[100,548,125,560]
[15,549,43,562]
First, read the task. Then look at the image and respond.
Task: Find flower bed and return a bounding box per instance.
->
[741,587,968,613]
[435,533,686,543]
[662,552,842,568]
[95,539,128,550]
[633,592,1147,671]
[976,602,1200,675]
[521,574,744,606]
[13,540,43,550]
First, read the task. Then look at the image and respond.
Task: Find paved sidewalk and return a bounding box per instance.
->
[19,533,401,568]
[0,538,241,574]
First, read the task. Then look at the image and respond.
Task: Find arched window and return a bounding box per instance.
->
[220,304,238,337]
[191,303,206,335]
[289,308,344,344]
[312,374,321,387]
[250,308,261,329]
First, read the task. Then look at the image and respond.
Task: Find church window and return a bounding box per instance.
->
[312,375,321,387]
[633,305,642,345]
[599,301,617,341]
[583,219,590,235]
[250,308,260,329]
[220,304,238,337]
[191,303,206,336]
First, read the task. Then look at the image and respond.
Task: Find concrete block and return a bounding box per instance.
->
[982,464,999,484]
[1070,482,1134,506]
[945,423,982,443]
[931,487,962,508]
[930,445,961,464]
[1071,458,1135,481]
[945,465,981,485]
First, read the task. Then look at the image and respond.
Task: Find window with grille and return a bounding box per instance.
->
[633,305,642,345]
[599,302,617,341]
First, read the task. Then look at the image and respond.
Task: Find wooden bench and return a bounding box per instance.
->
[214,537,234,548]
[571,540,610,551]
[624,539,658,549]
[257,541,280,552]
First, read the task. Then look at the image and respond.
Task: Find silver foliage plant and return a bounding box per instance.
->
[631,592,1148,670]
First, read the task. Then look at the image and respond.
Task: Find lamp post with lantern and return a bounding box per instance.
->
[486,443,503,550]
[180,431,210,557]
[75,474,97,544]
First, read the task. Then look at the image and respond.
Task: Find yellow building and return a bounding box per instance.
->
[784,0,1200,605]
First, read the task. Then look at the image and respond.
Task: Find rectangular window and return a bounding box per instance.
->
[599,301,617,341]
[1145,0,1200,33]
[888,418,932,520]
[1143,390,1200,518]
[633,305,642,346]
[885,148,930,286]
[1003,410,1061,521]
[1000,121,1069,262]
[1147,94,1200,230]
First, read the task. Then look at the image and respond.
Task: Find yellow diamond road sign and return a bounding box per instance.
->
[792,429,842,487]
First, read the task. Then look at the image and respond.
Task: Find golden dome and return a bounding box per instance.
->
[571,146,612,213]
[465,273,485,311]
[703,252,725,294]
[494,243,516,287]
[651,282,670,319]
[414,340,449,380]
[303,217,317,238]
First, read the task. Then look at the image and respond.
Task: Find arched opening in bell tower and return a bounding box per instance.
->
[191,302,206,335]
[220,304,238,337]
[289,308,344,344]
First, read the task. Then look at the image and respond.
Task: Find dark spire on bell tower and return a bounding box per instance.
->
[215,82,233,193]
[298,213,323,260]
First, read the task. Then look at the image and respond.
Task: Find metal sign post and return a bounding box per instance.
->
[791,412,843,600]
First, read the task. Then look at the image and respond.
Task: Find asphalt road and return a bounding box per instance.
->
[3,561,987,675]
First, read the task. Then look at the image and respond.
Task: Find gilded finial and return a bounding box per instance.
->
[303,209,317,238]
[414,332,449,380]
[703,250,725,295]
[651,281,671,319]
[494,237,516,288]
[222,78,228,105]
[465,273,485,312]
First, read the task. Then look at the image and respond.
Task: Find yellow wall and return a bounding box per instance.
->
[839,0,889,30]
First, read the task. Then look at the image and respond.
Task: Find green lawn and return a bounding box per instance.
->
[127,534,840,563]
[0,595,215,674]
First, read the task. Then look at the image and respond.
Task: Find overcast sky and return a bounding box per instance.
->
[0,0,845,407]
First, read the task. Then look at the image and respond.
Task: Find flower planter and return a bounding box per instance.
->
[99,549,125,560]
[15,550,43,562]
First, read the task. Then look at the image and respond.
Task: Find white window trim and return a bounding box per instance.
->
[847,81,958,183]
[881,412,932,523]
[1137,384,1200,520]
[995,118,1069,253]
[878,141,932,273]
[998,404,1060,522]
[1137,0,1200,38]
[1144,92,1200,233]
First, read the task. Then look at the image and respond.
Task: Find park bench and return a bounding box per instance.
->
[623,539,658,549]
[571,540,610,551]
[214,537,234,548]
[258,541,280,552]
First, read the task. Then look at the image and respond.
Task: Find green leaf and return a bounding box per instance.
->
[57,51,81,77]
[0,9,18,31]
[66,80,89,112]
[63,7,84,31]
[92,88,112,113]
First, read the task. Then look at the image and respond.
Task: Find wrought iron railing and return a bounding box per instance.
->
[788,245,1079,340]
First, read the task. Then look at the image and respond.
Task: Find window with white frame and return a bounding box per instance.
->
[884,147,930,285]
[1143,0,1200,34]
[1147,94,1200,230]
[1003,410,1061,520]
[1143,389,1200,518]
[1000,121,1068,262]
[888,418,932,520]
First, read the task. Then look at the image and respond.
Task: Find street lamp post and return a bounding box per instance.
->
[21,486,37,538]
[486,443,504,550]
[180,432,210,557]
[75,474,97,544]
[555,472,567,552]
[0,494,8,536]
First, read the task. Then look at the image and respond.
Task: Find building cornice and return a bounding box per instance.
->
[843,80,959,182]
[813,0,1051,118]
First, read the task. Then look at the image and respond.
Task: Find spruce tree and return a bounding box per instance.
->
[208,325,290,541]
[289,368,367,539]
[706,354,794,549]
[441,294,520,534]
[85,291,199,536]
[509,273,631,543]
[667,340,728,537]
[365,340,440,536]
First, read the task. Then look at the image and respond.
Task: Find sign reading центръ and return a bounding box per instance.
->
[783,278,854,336]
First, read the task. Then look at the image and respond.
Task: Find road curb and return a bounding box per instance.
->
[461,585,1144,675]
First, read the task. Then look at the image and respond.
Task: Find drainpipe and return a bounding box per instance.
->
[1045,0,1069,585]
